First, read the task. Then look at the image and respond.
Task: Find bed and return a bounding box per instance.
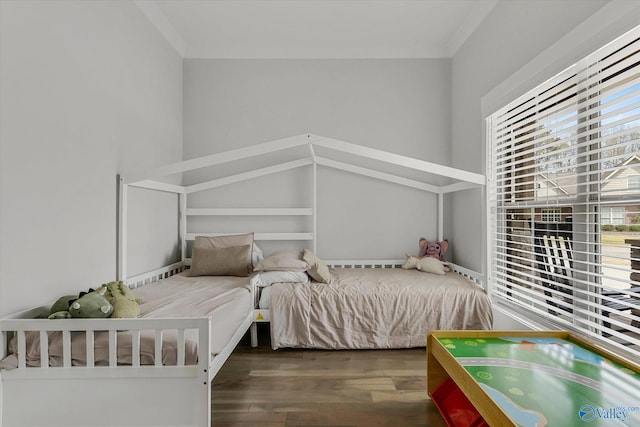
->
[251,257,492,350]
[1,134,488,427]
[0,268,255,427]
[1,273,252,370]
[268,267,492,349]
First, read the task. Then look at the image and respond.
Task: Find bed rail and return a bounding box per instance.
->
[323,259,485,289]
[125,260,186,289]
[450,262,485,288]
[0,316,214,427]
[0,262,187,362]
[325,259,405,269]
[0,317,211,375]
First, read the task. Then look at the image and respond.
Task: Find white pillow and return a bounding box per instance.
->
[250,270,309,288]
[253,250,309,272]
[258,286,271,309]
[252,242,264,269]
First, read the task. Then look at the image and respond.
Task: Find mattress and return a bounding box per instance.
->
[269,268,493,350]
[1,273,252,369]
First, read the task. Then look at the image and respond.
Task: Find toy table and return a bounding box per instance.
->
[427,330,640,427]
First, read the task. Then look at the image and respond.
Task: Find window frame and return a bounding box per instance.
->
[486,26,640,359]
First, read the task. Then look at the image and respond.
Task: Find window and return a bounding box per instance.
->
[601,207,626,225]
[541,208,562,222]
[487,26,640,358]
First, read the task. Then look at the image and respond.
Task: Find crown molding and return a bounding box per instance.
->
[134,0,186,57]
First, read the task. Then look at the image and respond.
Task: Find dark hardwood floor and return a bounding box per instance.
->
[211,326,447,427]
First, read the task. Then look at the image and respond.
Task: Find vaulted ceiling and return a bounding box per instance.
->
[135,0,498,58]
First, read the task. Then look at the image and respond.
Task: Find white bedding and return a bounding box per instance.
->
[259,286,272,309]
[1,273,252,369]
[269,268,493,350]
[133,272,252,355]
[251,270,309,310]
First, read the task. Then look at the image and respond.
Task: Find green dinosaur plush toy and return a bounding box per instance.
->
[96,281,141,318]
[48,287,114,319]
[48,295,78,317]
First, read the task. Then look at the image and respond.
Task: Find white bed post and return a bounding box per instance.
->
[180,192,187,264]
[197,318,211,427]
[311,139,318,254]
[437,192,444,242]
[117,176,128,281]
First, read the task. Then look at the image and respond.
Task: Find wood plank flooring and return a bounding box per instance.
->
[211,327,447,427]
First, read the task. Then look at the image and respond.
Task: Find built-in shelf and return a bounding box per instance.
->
[186,208,313,216]
[185,232,313,241]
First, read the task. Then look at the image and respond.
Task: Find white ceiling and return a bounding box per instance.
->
[135,0,498,59]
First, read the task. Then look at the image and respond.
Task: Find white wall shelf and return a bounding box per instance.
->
[186,208,313,216]
[185,232,313,241]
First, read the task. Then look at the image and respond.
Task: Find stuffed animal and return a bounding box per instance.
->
[96,281,141,318]
[48,295,78,317]
[48,287,114,319]
[419,238,448,261]
[401,254,450,275]
[48,288,95,318]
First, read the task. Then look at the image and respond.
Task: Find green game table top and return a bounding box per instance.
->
[428,331,640,427]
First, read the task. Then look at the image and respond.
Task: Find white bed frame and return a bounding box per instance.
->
[0,263,254,427]
[1,134,485,427]
[116,133,485,280]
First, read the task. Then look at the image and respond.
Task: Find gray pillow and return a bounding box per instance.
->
[192,233,254,275]
[189,245,252,277]
[302,249,331,283]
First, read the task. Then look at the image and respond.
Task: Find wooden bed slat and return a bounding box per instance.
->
[324,260,405,269]
[155,329,163,367]
[62,330,71,367]
[109,330,117,367]
[39,330,49,368]
[177,328,185,366]
[17,330,26,369]
[86,330,94,368]
[198,319,211,384]
[132,329,140,367]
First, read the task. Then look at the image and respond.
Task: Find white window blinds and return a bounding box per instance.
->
[487,26,640,359]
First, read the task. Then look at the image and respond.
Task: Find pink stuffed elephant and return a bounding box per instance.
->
[418,238,448,262]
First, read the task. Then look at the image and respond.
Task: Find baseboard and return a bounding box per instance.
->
[492,301,562,332]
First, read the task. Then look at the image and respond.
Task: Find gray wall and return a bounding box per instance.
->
[0,1,183,315]
[183,59,452,259]
[449,0,640,273]
[4,0,637,316]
